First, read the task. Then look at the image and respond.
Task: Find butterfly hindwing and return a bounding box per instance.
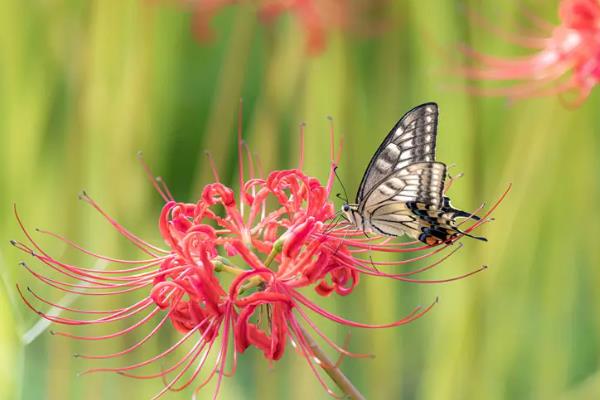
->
[360,162,446,212]
[363,162,447,236]
[356,103,439,204]
[368,204,417,236]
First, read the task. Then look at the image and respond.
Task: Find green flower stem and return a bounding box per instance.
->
[213,257,246,276]
[239,239,284,294]
[300,325,366,400]
[264,238,284,268]
[238,276,263,294]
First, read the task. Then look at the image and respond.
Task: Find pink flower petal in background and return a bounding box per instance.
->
[461,0,600,105]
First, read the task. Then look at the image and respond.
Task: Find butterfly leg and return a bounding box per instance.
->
[444,168,464,195]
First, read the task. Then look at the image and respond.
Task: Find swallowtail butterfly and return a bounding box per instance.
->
[341,102,485,245]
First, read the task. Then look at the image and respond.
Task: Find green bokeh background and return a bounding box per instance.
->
[1,1,600,399]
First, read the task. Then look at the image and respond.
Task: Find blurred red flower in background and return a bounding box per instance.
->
[12,118,505,398]
[461,0,600,105]
[167,0,385,54]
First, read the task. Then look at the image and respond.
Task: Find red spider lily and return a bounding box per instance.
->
[165,0,368,54]
[460,0,600,106]
[12,115,507,399]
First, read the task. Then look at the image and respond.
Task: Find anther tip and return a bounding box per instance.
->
[326,115,333,121]
[26,286,32,293]
[434,296,440,304]
[73,353,80,358]
[136,150,144,158]
[9,239,16,246]
[49,330,56,336]
[18,261,26,267]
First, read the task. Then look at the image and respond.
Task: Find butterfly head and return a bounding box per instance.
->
[341,203,364,230]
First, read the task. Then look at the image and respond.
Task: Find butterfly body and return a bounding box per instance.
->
[342,103,484,245]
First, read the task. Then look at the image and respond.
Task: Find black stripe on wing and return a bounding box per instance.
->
[356,102,439,204]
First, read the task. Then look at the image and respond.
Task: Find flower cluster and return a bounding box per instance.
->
[12,126,506,399]
[461,0,600,105]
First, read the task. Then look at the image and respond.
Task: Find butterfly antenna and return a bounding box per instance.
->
[333,166,350,203]
[328,231,347,259]
[368,255,379,273]
[323,213,344,235]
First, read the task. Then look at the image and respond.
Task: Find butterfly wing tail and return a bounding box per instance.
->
[447,208,481,221]
[443,206,487,242]
[442,197,481,221]
[450,226,487,242]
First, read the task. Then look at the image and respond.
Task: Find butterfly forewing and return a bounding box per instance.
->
[356,103,439,204]
[362,162,447,236]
